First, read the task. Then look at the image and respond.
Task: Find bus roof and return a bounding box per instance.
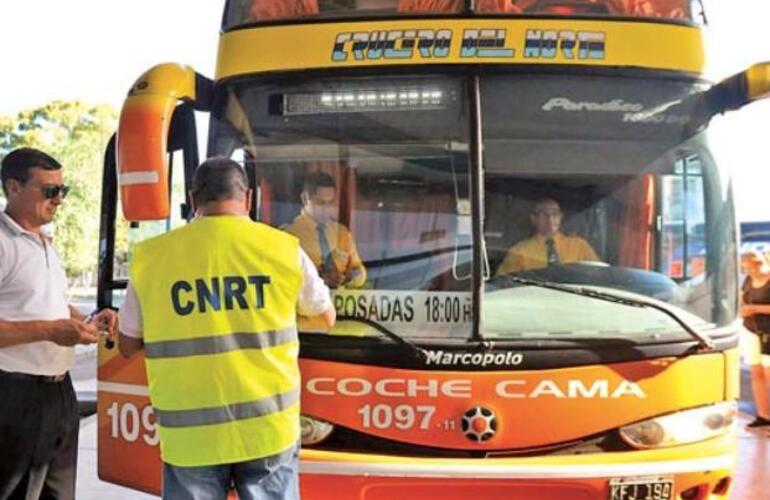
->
[224,1,703,30]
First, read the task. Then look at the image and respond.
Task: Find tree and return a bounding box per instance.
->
[0,101,118,281]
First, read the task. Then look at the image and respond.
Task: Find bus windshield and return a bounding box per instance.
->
[208,72,736,344]
[223,1,701,28]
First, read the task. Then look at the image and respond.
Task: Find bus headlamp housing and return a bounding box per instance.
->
[300,415,334,445]
[619,402,737,449]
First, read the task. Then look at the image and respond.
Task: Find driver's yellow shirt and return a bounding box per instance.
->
[496,232,600,275]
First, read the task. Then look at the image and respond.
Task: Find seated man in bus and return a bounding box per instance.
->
[285,172,367,289]
[496,197,600,274]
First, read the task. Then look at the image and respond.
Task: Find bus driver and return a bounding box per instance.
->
[496,198,600,274]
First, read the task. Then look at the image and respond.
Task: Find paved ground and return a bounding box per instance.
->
[71,293,98,413]
[76,415,155,499]
[733,415,770,499]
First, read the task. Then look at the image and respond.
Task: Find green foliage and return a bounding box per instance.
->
[0,101,119,280]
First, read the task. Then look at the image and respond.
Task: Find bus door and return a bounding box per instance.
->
[96,104,198,494]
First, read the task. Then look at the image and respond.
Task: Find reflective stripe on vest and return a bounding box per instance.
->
[130,216,303,467]
[155,388,299,428]
[144,327,298,359]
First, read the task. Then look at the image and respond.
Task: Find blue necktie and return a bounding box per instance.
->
[317,224,333,272]
[546,238,559,266]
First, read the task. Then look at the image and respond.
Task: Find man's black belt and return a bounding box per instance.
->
[0,369,67,383]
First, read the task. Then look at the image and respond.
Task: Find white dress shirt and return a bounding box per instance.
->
[0,211,73,375]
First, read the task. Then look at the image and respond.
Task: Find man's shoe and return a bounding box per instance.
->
[746,416,770,428]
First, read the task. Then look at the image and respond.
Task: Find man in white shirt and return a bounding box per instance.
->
[0,148,117,500]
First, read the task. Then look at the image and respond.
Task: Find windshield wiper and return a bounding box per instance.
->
[336,315,430,360]
[494,275,715,351]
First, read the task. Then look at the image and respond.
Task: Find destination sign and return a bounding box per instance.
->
[331,27,606,62]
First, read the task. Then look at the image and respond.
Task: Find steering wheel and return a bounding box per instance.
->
[570,260,610,267]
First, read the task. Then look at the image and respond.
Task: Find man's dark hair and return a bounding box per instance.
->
[531,197,562,214]
[1,147,62,194]
[191,157,249,205]
[302,172,337,196]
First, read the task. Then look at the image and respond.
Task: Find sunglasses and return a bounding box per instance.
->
[40,184,70,199]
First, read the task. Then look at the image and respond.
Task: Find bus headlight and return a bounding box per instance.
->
[300,415,334,445]
[619,402,737,449]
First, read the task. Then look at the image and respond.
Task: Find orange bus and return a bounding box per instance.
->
[96,1,770,498]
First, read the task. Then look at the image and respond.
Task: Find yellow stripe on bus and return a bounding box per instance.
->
[216,19,705,79]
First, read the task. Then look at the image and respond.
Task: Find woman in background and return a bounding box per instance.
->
[741,251,770,427]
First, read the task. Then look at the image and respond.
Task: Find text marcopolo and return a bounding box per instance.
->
[425,350,524,367]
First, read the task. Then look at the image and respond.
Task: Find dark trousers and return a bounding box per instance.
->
[0,371,79,500]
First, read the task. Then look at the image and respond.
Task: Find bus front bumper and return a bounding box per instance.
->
[298,433,736,500]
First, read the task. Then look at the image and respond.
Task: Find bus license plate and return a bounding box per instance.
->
[609,477,674,500]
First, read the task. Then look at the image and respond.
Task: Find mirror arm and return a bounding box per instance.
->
[708,73,752,114]
[194,72,214,112]
[704,62,770,121]
[116,64,213,221]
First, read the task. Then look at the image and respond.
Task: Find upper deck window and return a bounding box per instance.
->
[223,0,702,29]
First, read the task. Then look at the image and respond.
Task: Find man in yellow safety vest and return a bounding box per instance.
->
[118,157,335,500]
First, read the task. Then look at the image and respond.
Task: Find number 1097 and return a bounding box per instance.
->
[357,404,436,430]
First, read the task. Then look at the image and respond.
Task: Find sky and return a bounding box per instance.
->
[0,1,221,115]
[0,0,769,220]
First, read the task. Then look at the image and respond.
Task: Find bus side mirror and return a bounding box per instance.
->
[116,63,213,221]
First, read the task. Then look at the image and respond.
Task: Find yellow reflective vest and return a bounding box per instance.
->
[129,215,302,467]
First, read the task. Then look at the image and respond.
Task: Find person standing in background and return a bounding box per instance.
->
[740,250,770,428]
